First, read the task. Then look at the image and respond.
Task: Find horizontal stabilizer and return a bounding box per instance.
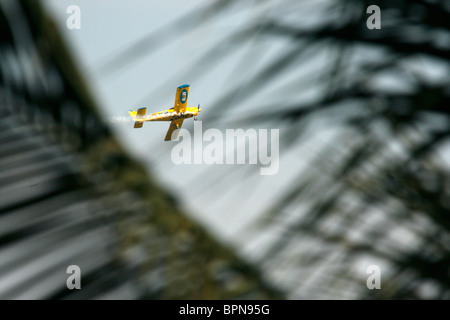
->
[137,107,147,118]
[134,121,143,128]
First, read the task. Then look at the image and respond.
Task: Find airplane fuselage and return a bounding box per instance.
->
[136,107,200,122]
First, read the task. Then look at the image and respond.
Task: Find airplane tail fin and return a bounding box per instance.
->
[128,107,147,129]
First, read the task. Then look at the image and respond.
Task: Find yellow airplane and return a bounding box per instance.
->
[128,84,202,141]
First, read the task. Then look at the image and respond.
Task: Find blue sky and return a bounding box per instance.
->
[43,0,309,249]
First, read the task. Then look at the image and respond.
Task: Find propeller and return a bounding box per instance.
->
[195,104,201,120]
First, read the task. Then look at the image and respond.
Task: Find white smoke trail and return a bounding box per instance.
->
[107,116,133,123]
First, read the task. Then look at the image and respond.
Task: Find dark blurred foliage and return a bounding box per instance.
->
[0,0,281,299]
[101,0,450,298]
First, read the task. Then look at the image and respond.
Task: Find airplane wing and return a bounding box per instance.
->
[164,119,184,141]
[173,84,190,113]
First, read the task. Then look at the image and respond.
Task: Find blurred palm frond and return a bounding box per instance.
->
[99,0,450,299]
